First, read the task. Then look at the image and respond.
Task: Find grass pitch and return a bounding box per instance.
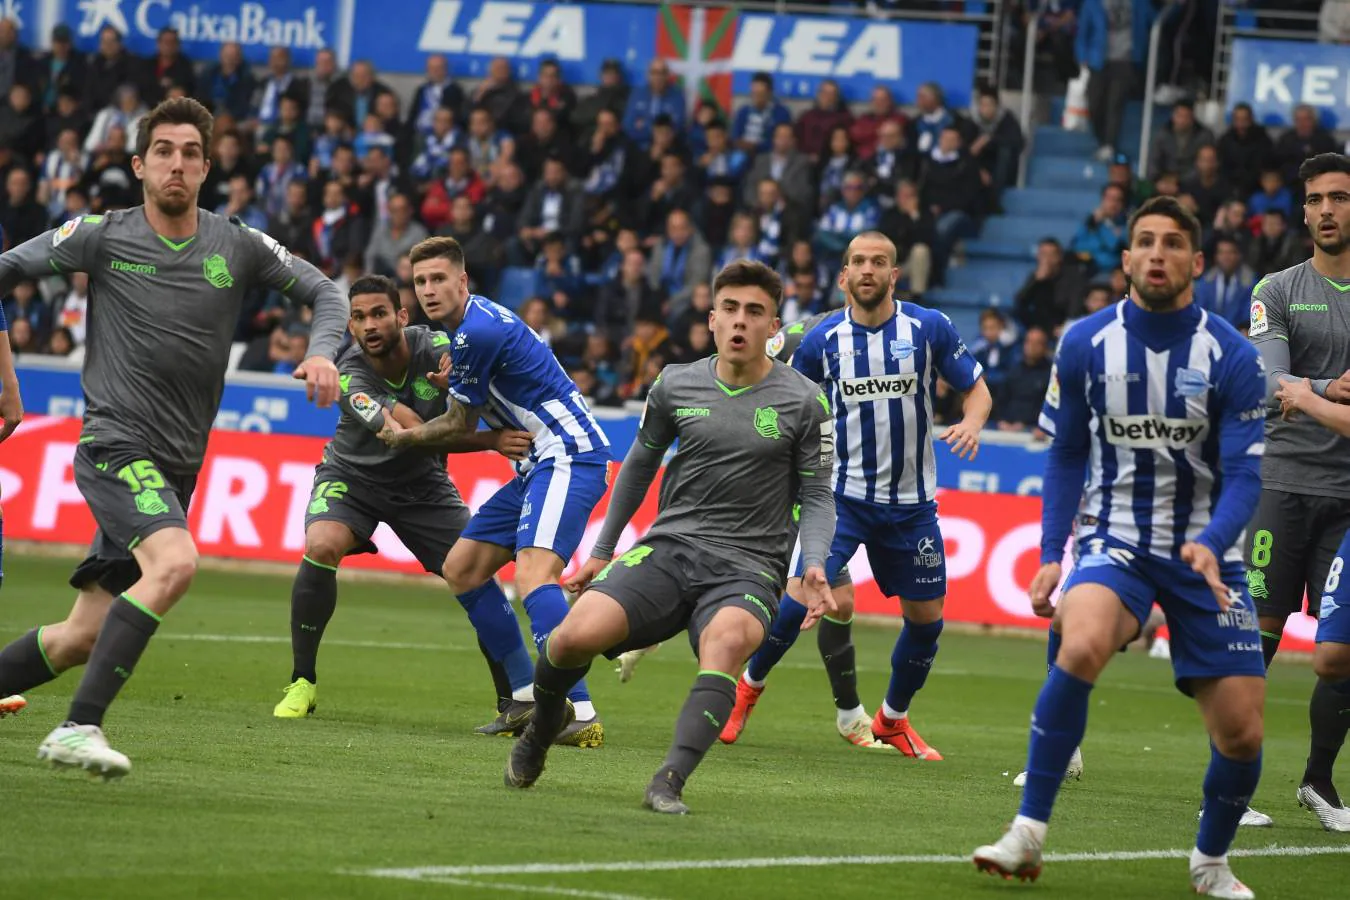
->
[1,550,1346,899]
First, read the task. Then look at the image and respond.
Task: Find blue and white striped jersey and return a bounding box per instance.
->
[446,295,611,474]
[793,302,984,506]
[1038,300,1266,564]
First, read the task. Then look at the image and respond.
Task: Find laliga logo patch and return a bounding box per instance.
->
[890,338,915,361]
[766,332,785,358]
[350,392,381,423]
[1249,299,1268,336]
[52,217,80,247]
[1173,367,1210,397]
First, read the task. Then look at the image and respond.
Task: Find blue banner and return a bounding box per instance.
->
[349,1,978,106]
[1228,38,1350,130]
[60,0,338,67]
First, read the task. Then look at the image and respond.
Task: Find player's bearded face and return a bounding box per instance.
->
[846,269,893,309]
[1305,173,1350,255]
[138,125,207,217]
[843,241,898,309]
[1126,215,1201,310]
[350,299,403,357]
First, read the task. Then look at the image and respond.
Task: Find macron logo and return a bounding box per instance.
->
[839,374,917,401]
[1103,415,1208,449]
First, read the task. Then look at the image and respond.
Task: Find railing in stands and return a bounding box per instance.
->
[1211,4,1322,112]
[586,0,1009,96]
[1016,7,1038,188]
[1137,1,1183,180]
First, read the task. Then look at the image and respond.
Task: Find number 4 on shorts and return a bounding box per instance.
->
[595,545,653,582]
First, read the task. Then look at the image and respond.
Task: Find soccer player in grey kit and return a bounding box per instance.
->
[0,98,349,778]
[502,260,838,813]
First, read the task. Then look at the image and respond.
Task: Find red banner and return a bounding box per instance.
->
[0,417,1317,652]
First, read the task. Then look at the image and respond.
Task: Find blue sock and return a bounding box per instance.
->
[746,595,807,683]
[1046,628,1062,673]
[1019,665,1093,822]
[884,617,944,714]
[1197,745,1262,856]
[522,584,591,704]
[457,581,532,691]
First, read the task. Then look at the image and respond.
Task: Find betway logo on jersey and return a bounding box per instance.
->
[1103,415,1209,449]
[839,374,917,401]
[77,1,327,51]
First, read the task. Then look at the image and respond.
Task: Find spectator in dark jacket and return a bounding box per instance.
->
[326,61,394,135]
[517,108,581,183]
[970,308,1018,393]
[968,86,1025,194]
[995,327,1054,432]
[1014,238,1084,336]
[405,54,465,141]
[526,59,578,137]
[1246,208,1306,275]
[1275,105,1338,189]
[795,79,854,162]
[595,248,664,346]
[1179,144,1231,227]
[0,83,45,162]
[1148,101,1214,181]
[922,127,983,281]
[850,85,907,161]
[146,27,197,104]
[200,42,256,122]
[84,26,143,114]
[35,25,85,114]
[879,179,936,293]
[515,156,585,261]
[732,73,792,155]
[1,168,50,248]
[866,119,921,208]
[467,57,527,134]
[571,59,629,137]
[1216,102,1274,197]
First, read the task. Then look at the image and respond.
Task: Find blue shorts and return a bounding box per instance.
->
[1316,532,1350,646]
[792,495,946,601]
[1062,535,1266,694]
[462,452,609,563]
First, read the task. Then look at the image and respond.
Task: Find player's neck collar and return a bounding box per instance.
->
[846,298,897,330]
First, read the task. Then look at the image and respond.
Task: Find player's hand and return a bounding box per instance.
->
[564,556,609,594]
[797,566,836,631]
[939,420,981,460]
[1029,562,1062,618]
[492,429,533,461]
[1325,370,1350,403]
[0,385,22,443]
[377,408,410,448]
[294,355,340,407]
[428,352,452,391]
[1180,542,1233,609]
[1275,376,1313,419]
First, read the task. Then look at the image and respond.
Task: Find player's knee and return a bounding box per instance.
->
[1055,634,1113,679]
[1314,647,1350,683]
[45,621,97,669]
[304,536,346,569]
[832,587,856,620]
[1214,718,1264,762]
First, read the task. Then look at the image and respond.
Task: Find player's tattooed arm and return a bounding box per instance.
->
[378,398,479,449]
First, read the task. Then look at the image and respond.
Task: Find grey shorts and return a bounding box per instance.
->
[69,440,197,595]
[304,462,470,574]
[1245,488,1350,619]
[589,534,781,659]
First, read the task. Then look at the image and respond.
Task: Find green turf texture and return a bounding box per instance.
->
[0,551,1345,899]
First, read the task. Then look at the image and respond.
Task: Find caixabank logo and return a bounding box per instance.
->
[73,0,330,63]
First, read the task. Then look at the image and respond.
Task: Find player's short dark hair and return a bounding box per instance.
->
[135,96,213,160]
[1127,195,1202,251]
[712,259,783,310]
[1299,153,1350,184]
[751,71,773,89]
[409,235,466,270]
[348,274,399,310]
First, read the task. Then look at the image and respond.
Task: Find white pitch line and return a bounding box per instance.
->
[356,843,1350,880]
[424,876,660,900]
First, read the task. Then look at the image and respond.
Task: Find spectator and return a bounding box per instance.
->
[364,192,428,277]
[1248,166,1295,221]
[409,106,460,182]
[850,85,907,161]
[0,84,39,166]
[6,316,35,354]
[516,155,585,260]
[0,18,29,100]
[1070,183,1129,273]
[200,41,255,122]
[675,320,714,364]
[1064,283,1114,329]
[921,127,983,281]
[647,209,712,324]
[781,239,833,300]
[36,24,85,115]
[670,281,714,339]
[1246,208,1305,275]
[518,108,579,184]
[420,146,485,231]
[732,72,791,154]
[38,128,87,221]
[752,177,809,269]
[814,171,880,259]
[306,49,340,128]
[1077,0,1154,161]
[1106,152,1151,210]
[479,162,527,242]
[2,279,48,338]
[970,308,1018,393]
[1321,0,1350,42]
[816,126,858,210]
[1205,197,1251,262]
[328,60,393,136]
[202,130,249,211]
[968,86,1025,195]
[45,86,88,149]
[467,57,526,134]
[996,327,1054,432]
[910,82,954,157]
[536,232,587,321]
[355,144,411,227]
[596,247,663,345]
[693,176,738,251]
[1148,101,1214,181]
[716,212,768,271]
[255,134,307,221]
[626,114,683,208]
[2,169,48,247]
[572,58,629,136]
[697,120,748,184]
[528,59,578,136]
[1216,102,1274,197]
[259,95,312,163]
[147,27,195,104]
[85,84,148,155]
[85,26,141,114]
[465,106,515,181]
[1274,105,1338,188]
[742,123,815,213]
[436,195,500,290]
[78,125,136,211]
[578,332,623,405]
[268,180,317,261]
[1014,238,1085,335]
[244,322,310,375]
[621,314,673,398]
[406,55,464,140]
[624,59,685,148]
[217,173,268,232]
[1029,0,1082,80]
[866,118,921,208]
[1179,144,1229,227]
[352,110,396,161]
[787,268,830,318]
[1196,236,1256,328]
[796,79,854,162]
[879,179,935,293]
[54,271,89,346]
[44,325,75,357]
[310,179,366,276]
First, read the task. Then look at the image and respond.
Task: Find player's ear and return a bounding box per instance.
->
[131,154,144,180]
[1121,247,1132,277]
[396,305,409,326]
[1191,249,1205,279]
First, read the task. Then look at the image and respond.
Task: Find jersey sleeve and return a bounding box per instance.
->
[636,368,677,450]
[1196,342,1266,560]
[794,387,837,571]
[0,216,105,294]
[235,219,349,361]
[445,315,504,409]
[790,325,826,383]
[337,367,397,434]
[930,311,983,392]
[1038,332,1092,563]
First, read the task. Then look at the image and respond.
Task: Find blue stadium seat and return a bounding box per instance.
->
[979,215,1078,246]
[495,267,542,311]
[1001,187,1100,219]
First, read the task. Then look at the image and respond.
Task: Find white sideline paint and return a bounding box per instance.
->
[355,844,1350,881]
[418,877,653,899]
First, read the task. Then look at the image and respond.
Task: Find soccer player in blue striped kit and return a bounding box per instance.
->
[973,197,1268,899]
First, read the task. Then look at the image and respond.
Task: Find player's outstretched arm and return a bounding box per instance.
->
[0,305,21,442]
[940,377,993,461]
[1276,376,1350,436]
[567,441,663,594]
[1036,346,1089,614]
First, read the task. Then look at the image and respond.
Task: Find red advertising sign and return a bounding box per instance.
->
[0,417,1317,652]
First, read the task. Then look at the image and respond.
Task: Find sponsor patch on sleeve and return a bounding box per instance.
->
[766,332,785,358]
[1248,299,1268,336]
[52,217,79,247]
[350,391,381,423]
[1046,364,1061,409]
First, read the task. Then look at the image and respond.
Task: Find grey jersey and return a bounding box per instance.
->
[327,325,456,486]
[1249,260,1350,497]
[627,357,834,581]
[767,311,835,363]
[0,209,347,473]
